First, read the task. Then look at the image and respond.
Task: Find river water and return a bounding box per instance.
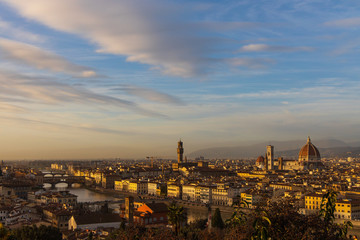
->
[43,183,117,202]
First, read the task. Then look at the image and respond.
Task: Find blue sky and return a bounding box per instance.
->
[0,0,359,160]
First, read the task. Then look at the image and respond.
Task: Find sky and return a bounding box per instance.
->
[0,0,360,160]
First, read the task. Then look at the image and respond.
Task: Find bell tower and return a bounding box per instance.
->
[125,196,134,225]
[266,145,274,170]
[177,140,184,164]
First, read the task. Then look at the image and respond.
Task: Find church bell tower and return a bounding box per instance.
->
[266,145,274,170]
[177,140,184,164]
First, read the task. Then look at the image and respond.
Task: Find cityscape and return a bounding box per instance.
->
[0,138,360,239]
[1,0,360,240]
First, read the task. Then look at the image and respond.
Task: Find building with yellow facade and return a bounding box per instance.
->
[128,180,148,194]
[304,194,360,220]
[240,192,262,208]
[167,184,181,198]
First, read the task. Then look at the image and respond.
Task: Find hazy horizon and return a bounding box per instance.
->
[1,137,359,161]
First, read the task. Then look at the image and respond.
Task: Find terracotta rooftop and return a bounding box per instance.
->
[74,213,123,225]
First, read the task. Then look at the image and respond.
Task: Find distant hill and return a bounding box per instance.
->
[188,139,359,159]
[348,141,360,147]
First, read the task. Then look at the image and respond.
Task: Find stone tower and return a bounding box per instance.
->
[125,196,134,224]
[177,140,184,164]
[266,145,274,170]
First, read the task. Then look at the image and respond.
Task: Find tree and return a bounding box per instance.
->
[119,220,126,230]
[336,220,353,239]
[11,225,62,240]
[319,189,337,224]
[0,223,11,240]
[180,219,208,240]
[226,199,249,227]
[319,189,352,239]
[251,211,271,240]
[168,203,187,236]
[101,202,109,214]
[107,225,176,240]
[211,208,224,229]
[88,231,94,240]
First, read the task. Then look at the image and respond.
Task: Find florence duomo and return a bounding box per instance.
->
[256,136,324,171]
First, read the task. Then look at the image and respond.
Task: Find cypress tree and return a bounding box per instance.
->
[211,208,225,229]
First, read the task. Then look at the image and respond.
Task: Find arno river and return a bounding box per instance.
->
[43,183,118,202]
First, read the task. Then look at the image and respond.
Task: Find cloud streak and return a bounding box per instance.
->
[0,102,26,112]
[112,85,185,105]
[229,58,275,69]
[0,38,97,77]
[0,0,259,77]
[325,17,360,27]
[0,70,166,118]
[0,115,133,135]
[0,17,43,43]
[239,44,313,52]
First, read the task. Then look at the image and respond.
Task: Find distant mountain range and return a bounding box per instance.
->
[188,139,360,159]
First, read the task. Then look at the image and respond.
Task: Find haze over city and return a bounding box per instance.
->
[1,0,360,160]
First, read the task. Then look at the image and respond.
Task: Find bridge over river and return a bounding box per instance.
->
[42,171,85,188]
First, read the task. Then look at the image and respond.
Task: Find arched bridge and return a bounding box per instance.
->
[43,171,67,177]
[43,175,85,188]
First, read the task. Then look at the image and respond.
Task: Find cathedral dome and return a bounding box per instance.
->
[256,156,265,164]
[298,136,321,162]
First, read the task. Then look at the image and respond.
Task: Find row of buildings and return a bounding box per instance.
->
[114,180,248,206]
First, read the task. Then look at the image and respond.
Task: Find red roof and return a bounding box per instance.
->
[256,156,265,163]
[299,137,320,159]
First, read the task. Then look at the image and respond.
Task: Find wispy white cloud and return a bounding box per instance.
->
[0,17,43,43]
[112,85,185,105]
[194,83,360,102]
[239,43,313,52]
[0,0,259,77]
[325,17,360,27]
[0,70,166,117]
[229,57,275,68]
[0,115,133,135]
[0,38,97,77]
[0,102,26,112]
